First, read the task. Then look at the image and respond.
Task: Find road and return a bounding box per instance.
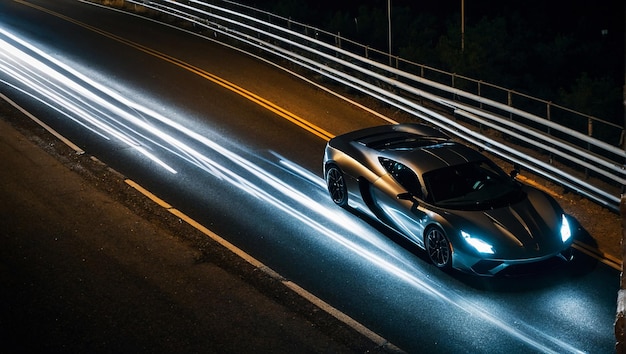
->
[0,0,620,352]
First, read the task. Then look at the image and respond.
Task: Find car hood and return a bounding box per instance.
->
[445,188,565,258]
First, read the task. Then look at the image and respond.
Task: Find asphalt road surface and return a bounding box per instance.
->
[0,0,621,353]
[0,115,388,353]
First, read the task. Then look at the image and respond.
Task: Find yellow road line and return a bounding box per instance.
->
[15,0,335,141]
[124,179,172,209]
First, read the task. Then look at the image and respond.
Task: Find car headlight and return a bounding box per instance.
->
[461,231,494,254]
[560,214,572,243]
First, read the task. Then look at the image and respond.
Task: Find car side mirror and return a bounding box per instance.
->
[397,192,419,205]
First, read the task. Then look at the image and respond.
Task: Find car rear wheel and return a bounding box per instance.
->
[425,227,452,269]
[326,165,348,207]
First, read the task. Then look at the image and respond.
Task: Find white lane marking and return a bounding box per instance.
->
[124,178,404,353]
[0,92,85,154]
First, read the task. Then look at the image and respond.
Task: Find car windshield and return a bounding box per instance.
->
[422,160,525,210]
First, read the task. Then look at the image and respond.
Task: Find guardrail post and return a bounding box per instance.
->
[586,119,593,178]
[451,74,456,100]
[546,102,554,164]
[508,91,513,120]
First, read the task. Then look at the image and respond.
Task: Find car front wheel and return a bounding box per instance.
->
[425,227,452,269]
[326,165,348,207]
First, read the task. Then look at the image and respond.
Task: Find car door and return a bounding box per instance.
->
[371,158,428,247]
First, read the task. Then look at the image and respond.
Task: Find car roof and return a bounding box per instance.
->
[381,142,487,175]
[342,124,487,175]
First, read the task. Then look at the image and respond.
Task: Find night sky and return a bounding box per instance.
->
[246,0,623,38]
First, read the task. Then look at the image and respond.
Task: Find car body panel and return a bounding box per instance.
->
[323,123,573,276]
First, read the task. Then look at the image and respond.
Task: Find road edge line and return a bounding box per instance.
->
[0,93,85,154]
[124,178,405,353]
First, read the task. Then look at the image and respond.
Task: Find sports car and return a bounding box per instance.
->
[323,123,573,276]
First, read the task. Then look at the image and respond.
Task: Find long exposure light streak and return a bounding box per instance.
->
[0,30,177,173]
[0,25,585,353]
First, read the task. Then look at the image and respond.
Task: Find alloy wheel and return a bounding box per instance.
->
[426,227,452,268]
[326,166,348,207]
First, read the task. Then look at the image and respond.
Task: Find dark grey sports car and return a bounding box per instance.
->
[323,123,573,276]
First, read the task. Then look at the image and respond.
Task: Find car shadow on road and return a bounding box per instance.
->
[453,247,606,293]
[344,205,612,293]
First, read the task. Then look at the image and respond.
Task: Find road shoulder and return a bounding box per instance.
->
[0,113,390,353]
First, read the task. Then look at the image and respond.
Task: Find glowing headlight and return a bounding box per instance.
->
[560,214,572,243]
[461,231,494,254]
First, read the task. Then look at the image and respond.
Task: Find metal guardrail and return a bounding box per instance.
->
[124,0,625,210]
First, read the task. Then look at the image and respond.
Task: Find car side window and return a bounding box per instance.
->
[379,158,422,198]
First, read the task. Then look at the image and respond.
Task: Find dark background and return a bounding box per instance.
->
[242,0,624,124]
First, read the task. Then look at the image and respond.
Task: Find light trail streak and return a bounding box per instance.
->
[0,26,587,353]
[0,29,177,173]
[16,0,335,141]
